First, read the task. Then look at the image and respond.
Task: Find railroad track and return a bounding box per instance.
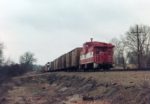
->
[13,69,150,80]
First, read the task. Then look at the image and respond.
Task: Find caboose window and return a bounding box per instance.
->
[95,47,108,55]
[96,50,99,54]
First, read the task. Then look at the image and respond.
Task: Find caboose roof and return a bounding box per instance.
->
[84,41,114,48]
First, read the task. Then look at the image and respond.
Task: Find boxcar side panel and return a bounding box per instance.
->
[71,48,82,67]
[66,52,72,68]
[62,54,66,69]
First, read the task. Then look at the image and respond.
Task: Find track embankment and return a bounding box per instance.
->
[1,71,150,104]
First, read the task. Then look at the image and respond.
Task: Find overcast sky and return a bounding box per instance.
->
[0,0,150,65]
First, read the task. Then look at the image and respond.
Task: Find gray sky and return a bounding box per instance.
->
[0,0,150,65]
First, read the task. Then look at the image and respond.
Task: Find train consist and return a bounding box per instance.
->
[45,39,114,72]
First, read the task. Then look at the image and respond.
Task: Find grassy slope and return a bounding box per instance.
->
[2,71,150,104]
[58,71,150,86]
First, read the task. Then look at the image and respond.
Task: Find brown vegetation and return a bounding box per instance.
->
[1,71,150,104]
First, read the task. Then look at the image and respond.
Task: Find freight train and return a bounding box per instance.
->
[44,39,114,72]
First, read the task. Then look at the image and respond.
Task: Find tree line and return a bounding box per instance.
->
[1,24,150,72]
[0,42,37,77]
[112,24,150,69]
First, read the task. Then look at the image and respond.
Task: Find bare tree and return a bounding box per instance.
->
[4,57,15,66]
[125,24,150,69]
[127,51,137,64]
[0,42,4,65]
[19,52,37,70]
[111,37,126,69]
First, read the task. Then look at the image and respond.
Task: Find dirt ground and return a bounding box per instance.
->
[1,71,150,104]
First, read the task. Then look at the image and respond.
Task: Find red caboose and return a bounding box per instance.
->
[80,38,114,70]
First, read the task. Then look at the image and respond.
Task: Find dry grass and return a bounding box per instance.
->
[3,71,150,104]
[57,71,150,86]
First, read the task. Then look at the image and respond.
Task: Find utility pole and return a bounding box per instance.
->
[131,25,142,69]
[137,25,141,69]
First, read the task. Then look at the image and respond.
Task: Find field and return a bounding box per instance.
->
[1,71,150,104]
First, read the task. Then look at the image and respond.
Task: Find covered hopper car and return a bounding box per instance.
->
[45,39,114,72]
